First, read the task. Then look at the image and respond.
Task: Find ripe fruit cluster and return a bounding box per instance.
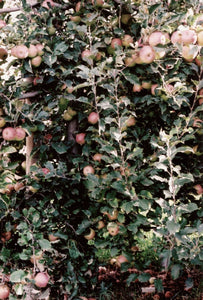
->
[2,127,26,141]
[11,43,44,67]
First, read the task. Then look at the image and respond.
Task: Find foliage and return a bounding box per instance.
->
[0,0,202,298]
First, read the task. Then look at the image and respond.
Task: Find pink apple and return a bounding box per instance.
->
[133,83,142,92]
[2,127,16,141]
[139,45,155,64]
[111,38,122,49]
[148,31,170,46]
[34,272,49,288]
[12,45,29,59]
[83,165,95,176]
[0,285,10,299]
[171,31,182,44]
[36,44,44,56]
[107,222,119,236]
[88,112,99,124]
[84,228,95,240]
[81,49,92,60]
[15,127,26,141]
[76,133,86,145]
[181,29,197,45]
[0,20,6,29]
[182,45,198,62]
[93,153,102,162]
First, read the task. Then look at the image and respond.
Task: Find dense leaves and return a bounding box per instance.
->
[0,0,202,298]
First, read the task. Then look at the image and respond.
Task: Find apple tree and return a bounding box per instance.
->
[0,0,202,298]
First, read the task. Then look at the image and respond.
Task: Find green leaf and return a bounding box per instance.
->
[138,272,151,282]
[166,220,180,235]
[44,54,57,67]
[154,278,164,292]
[0,146,17,154]
[126,273,138,286]
[149,3,161,14]
[51,142,68,154]
[38,238,52,250]
[10,270,27,283]
[171,264,181,280]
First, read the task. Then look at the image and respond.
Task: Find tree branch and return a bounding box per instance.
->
[18,91,41,99]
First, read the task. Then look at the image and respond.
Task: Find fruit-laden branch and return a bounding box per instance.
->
[0,1,65,14]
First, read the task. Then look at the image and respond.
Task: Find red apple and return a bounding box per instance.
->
[97,220,105,229]
[193,184,203,194]
[0,117,6,128]
[116,255,128,266]
[76,133,86,145]
[171,30,182,44]
[15,127,26,141]
[48,233,59,241]
[12,45,28,59]
[104,209,118,220]
[42,167,50,175]
[31,56,42,67]
[84,228,95,240]
[139,45,155,64]
[181,29,197,45]
[34,272,49,288]
[28,44,38,58]
[197,31,203,46]
[2,127,16,141]
[148,31,170,46]
[88,112,99,124]
[133,83,142,92]
[151,84,160,96]
[111,38,122,49]
[93,153,102,162]
[83,165,95,176]
[198,88,203,105]
[107,222,119,236]
[0,48,8,60]
[0,284,10,299]
[125,116,136,127]
[81,49,92,60]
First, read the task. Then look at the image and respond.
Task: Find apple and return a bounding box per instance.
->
[182,45,198,62]
[75,2,83,12]
[97,220,105,229]
[171,30,182,44]
[63,111,73,121]
[116,255,128,266]
[88,112,99,124]
[149,277,156,284]
[104,209,118,220]
[15,127,26,141]
[111,38,122,49]
[133,83,142,92]
[142,81,151,89]
[83,165,95,176]
[197,31,203,46]
[31,56,42,67]
[122,35,133,47]
[30,251,43,264]
[48,233,59,241]
[195,55,202,67]
[76,133,86,145]
[0,284,10,299]
[165,291,173,299]
[153,295,160,300]
[34,272,49,288]
[151,84,160,96]
[81,49,93,61]
[12,45,28,59]
[0,117,6,128]
[0,20,6,29]
[0,48,8,60]
[148,31,170,46]
[139,45,155,64]
[84,228,95,240]
[198,88,203,105]
[67,107,77,117]
[28,44,38,58]
[125,116,136,127]
[21,160,26,170]
[2,127,16,141]
[193,184,203,194]
[93,153,102,162]
[14,181,24,192]
[1,231,11,241]
[70,16,81,23]
[36,44,44,56]
[107,222,119,236]
[181,29,197,45]
[42,167,50,175]
[124,56,136,67]
[121,14,131,25]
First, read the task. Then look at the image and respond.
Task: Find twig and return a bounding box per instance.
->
[18,91,41,99]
